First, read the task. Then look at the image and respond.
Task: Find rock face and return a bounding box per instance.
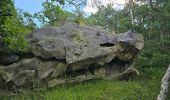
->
[0,23,144,89]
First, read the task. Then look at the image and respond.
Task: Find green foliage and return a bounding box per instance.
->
[136,47,170,69]
[2,17,28,51]
[18,10,36,30]
[35,0,68,27]
[35,0,87,26]
[74,13,85,25]
[52,0,65,5]
[0,0,32,51]
[86,5,132,33]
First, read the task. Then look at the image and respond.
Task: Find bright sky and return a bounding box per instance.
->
[84,0,126,14]
[14,0,126,14]
[14,0,45,14]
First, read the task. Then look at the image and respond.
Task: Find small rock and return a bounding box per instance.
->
[48,79,65,88]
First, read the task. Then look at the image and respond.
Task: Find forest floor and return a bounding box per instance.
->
[0,67,169,100]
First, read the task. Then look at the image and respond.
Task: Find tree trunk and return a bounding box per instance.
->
[129,0,134,26]
[157,65,170,100]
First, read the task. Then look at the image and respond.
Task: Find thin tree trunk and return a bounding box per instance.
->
[157,65,170,100]
[129,0,134,26]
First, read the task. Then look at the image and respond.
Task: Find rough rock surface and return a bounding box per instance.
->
[0,53,20,65]
[0,23,144,89]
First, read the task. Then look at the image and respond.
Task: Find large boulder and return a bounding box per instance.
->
[0,23,144,89]
[30,23,143,65]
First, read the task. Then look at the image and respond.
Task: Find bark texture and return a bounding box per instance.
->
[157,65,170,100]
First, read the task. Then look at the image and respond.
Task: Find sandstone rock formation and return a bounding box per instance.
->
[0,23,144,89]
